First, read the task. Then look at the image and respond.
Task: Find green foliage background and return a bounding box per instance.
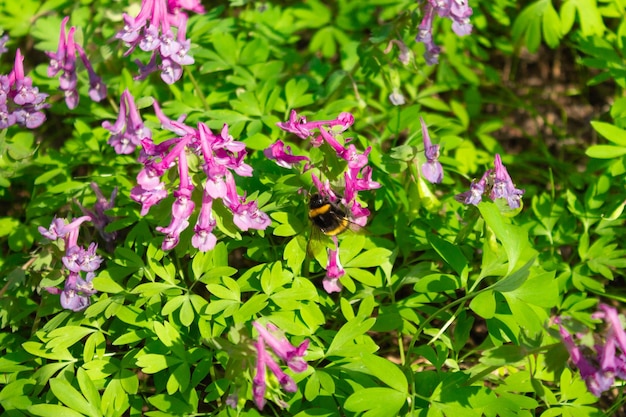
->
[1,0,626,416]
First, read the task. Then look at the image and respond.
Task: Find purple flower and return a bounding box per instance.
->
[457,154,524,209]
[273,111,379,238]
[47,17,106,109]
[126,106,269,250]
[225,393,238,409]
[0,49,48,129]
[556,304,626,397]
[59,271,97,312]
[323,249,344,294]
[38,217,70,241]
[39,216,92,248]
[155,154,195,251]
[420,117,443,184]
[40,216,102,312]
[103,89,151,154]
[389,89,406,106]
[168,0,205,14]
[192,191,217,252]
[264,140,310,169]
[253,322,310,373]
[0,33,8,57]
[253,338,268,410]
[76,45,107,102]
[276,110,354,141]
[230,200,272,232]
[252,321,310,410]
[491,154,525,209]
[115,0,203,84]
[455,169,491,206]
[160,58,183,84]
[415,0,473,65]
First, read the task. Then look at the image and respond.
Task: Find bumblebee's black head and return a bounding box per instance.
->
[309,193,326,209]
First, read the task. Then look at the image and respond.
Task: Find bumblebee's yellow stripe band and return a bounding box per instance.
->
[324,218,349,236]
[309,204,331,218]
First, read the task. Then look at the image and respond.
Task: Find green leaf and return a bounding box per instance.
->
[304,371,321,401]
[206,282,240,301]
[49,378,100,417]
[232,294,269,322]
[92,276,125,294]
[162,295,186,316]
[585,145,626,159]
[191,251,213,280]
[179,297,195,327]
[414,273,462,293]
[284,235,307,275]
[427,233,468,276]
[502,295,544,335]
[541,1,562,48]
[28,404,86,417]
[345,248,392,268]
[136,354,182,374]
[344,387,406,417]
[360,354,408,393]
[469,290,496,319]
[508,270,559,307]
[22,341,74,361]
[76,368,101,413]
[326,316,376,357]
[591,121,626,146]
[147,392,194,414]
[478,202,536,273]
[560,0,605,37]
[491,258,534,293]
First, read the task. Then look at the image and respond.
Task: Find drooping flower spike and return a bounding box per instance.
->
[105,96,270,251]
[1,49,49,129]
[102,89,152,154]
[47,17,107,109]
[491,154,525,209]
[263,139,310,169]
[115,0,204,84]
[455,154,524,209]
[415,0,473,65]
[39,215,104,312]
[251,321,309,410]
[420,117,443,184]
[556,304,626,397]
[324,248,345,294]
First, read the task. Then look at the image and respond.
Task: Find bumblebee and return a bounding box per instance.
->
[308,193,350,236]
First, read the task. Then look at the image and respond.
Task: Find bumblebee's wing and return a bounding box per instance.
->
[306,226,335,260]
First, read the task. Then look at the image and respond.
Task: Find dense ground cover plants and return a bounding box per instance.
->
[1,0,626,416]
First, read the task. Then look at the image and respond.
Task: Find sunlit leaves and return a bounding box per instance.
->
[512,0,562,51]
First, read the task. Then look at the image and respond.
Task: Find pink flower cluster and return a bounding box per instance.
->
[416,0,473,65]
[47,17,107,109]
[0,49,48,129]
[115,0,204,84]
[103,91,270,251]
[102,90,153,154]
[455,154,524,209]
[557,304,626,397]
[39,216,103,311]
[268,110,381,293]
